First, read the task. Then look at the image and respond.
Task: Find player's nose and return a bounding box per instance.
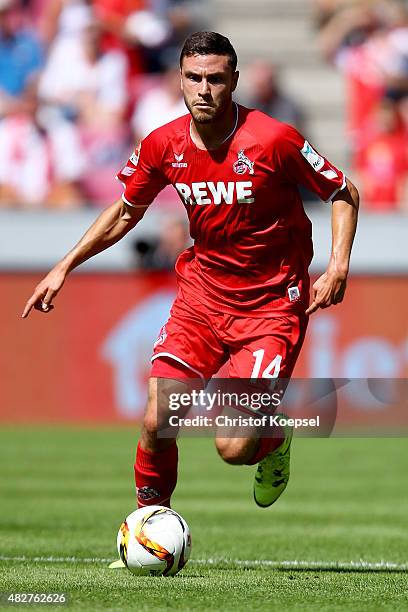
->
[198,79,211,96]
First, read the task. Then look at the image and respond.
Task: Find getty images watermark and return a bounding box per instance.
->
[167,389,319,430]
[168,388,282,412]
[157,378,408,438]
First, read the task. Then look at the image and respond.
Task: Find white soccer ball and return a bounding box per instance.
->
[117,506,192,576]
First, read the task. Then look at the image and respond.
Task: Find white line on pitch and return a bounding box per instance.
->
[0,556,112,564]
[0,556,407,570]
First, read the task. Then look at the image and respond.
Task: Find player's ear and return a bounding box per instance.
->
[232,70,239,92]
[180,68,184,91]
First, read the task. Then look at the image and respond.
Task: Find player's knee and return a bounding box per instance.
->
[215,438,248,465]
[143,412,158,436]
[143,402,172,436]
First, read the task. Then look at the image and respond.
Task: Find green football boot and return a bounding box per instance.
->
[253,421,293,508]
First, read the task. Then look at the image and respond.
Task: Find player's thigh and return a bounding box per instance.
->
[228,313,308,380]
[151,291,227,382]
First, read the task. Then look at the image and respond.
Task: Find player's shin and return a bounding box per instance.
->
[134,440,178,508]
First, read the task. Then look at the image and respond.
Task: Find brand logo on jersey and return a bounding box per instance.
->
[172,152,188,168]
[300,141,324,171]
[233,149,255,175]
[121,166,136,177]
[175,181,254,205]
[288,286,300,302]
[129,143,141,166]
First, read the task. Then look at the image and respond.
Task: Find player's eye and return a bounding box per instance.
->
[188,74,201,82]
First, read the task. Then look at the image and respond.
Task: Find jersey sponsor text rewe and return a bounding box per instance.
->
[175,181,254,205]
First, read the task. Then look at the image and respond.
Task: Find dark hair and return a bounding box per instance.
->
[180,31,237,72]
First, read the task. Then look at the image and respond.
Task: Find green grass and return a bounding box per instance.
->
[0,428,407,610]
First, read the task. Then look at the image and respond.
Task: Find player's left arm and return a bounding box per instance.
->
[306,178,359,315]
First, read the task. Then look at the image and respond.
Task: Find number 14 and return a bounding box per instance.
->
[251,350,282,379]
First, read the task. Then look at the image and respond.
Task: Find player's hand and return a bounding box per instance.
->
[21,266,67,318]
[305,269,347,315]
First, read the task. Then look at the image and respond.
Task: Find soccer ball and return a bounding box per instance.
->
[117,506,191,576]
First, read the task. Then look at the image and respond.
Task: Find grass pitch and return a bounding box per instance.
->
[0,428,407,611]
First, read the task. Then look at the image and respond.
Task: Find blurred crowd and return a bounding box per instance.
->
[0,0,312,220]
[315,0,408,211]
[3,0,406,215]
[0,0,205,209]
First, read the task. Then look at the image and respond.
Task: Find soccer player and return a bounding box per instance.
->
[22,32,359,513]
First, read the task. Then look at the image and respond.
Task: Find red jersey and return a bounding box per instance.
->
[117,104,345,316]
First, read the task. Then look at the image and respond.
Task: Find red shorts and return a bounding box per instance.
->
[151,291,308,382]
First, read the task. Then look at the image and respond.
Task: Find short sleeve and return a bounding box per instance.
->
[274,125,346,202]
[116,131,169,207]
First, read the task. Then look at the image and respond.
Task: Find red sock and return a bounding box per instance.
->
[245,429,284,465]
[135,442,178,508]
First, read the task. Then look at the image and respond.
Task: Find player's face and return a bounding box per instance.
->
[180,54,239,124]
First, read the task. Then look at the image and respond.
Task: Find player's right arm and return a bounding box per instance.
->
[22,131,170,318]
[22,199,147,318]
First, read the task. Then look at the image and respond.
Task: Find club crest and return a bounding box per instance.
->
[233,149,254,175]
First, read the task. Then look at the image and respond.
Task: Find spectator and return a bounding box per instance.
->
[241,60,305,132]
[0,0,43,116]
[39,0,93,47]
[380,2,408,101]
[20,0,51,29]
[321,2,408,218]
[93,0,206,74]
[355,97,408,211]
[317,1,380,60]
[92,0,147,75]
[0,87,85,208]
[38,18,128,126]
[318,1,408,155]
[146,0,208,72]
[79,121,129,207]
[131,62,185,141]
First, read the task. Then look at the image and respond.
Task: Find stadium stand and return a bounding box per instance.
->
[1,0,407,269]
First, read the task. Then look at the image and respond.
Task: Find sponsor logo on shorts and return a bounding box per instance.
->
[172,152,188,168]
[288,286,301,302]
[233,149,255,175]
[301,141,324,171]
